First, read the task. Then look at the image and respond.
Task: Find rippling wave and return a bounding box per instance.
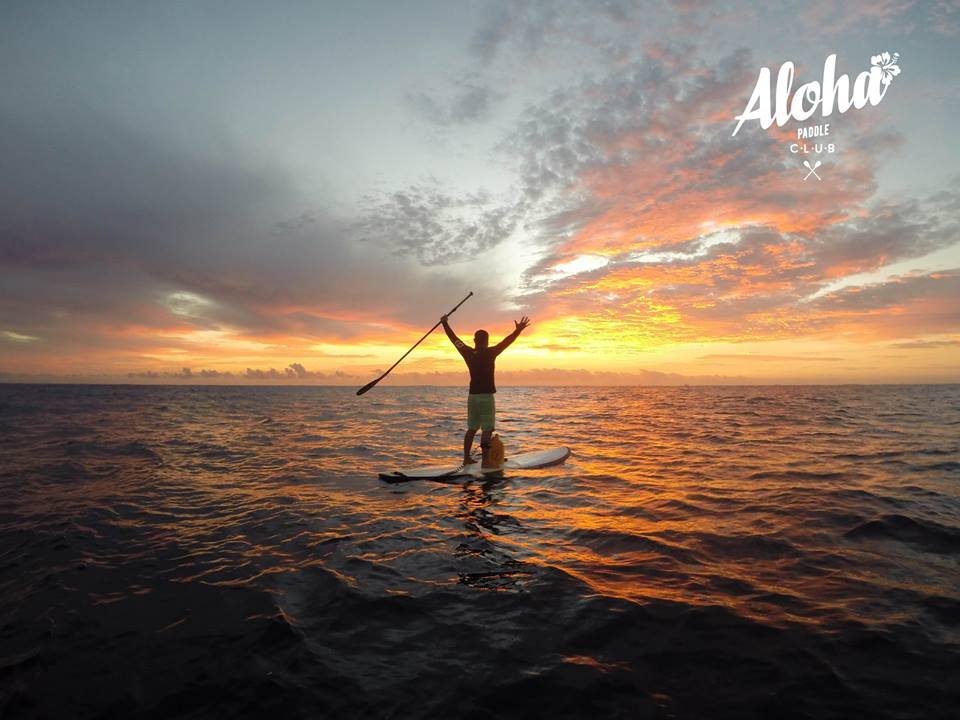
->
[1,384,958,718]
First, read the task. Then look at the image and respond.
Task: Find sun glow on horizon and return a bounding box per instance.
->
[0,4,957,385]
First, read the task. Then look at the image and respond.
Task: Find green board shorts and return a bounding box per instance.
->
[467,393,496,431]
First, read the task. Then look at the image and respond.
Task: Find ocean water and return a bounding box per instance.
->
[1,383,958,719]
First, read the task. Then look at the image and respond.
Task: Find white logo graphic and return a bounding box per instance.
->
[803,160,822,181]
[871,52,901,86]
[732,52,901,137]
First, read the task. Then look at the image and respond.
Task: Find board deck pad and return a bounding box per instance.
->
[379,447,571,482]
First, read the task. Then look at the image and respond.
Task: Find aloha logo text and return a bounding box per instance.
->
[732,52,901,137]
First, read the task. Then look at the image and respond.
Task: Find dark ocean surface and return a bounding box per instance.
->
[1,383,958,719]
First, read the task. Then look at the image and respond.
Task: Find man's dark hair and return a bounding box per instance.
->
[474,330,489,348]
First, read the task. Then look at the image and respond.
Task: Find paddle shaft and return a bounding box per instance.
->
[356,291,473,395]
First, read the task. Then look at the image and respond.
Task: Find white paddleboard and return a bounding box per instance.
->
[379,447,571,482]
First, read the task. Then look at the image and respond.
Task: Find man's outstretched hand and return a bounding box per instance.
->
[440,314,449,324]
[515,316,531,332]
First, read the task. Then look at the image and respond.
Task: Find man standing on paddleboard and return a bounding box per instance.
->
[440,314,530,467]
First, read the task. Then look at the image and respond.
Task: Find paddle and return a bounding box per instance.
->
[356,291,473,396]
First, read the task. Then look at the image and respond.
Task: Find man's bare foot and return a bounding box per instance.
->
[463,457,478,466]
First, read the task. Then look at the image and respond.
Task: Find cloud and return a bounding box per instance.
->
[127,368,234,380]
[660,0,954,37]
[469,1,548,63]
[812,271,954,311]
[889,338,960,349]
[0,70,492,362]
[199,369,231,378]
[699,354,844,362]
[467,0,684,64]
[238,363,358,381]
[284,362,323,379]
[463,39,957,351]
[355,181,527,265]
[507,45,904,277]
[1,4,532,363]
[534,343,582,352]
[2,330,39,343]
[123,365,347,382]
[244,367,283,380]
[928,0,960,34]
[272,212,318,233]
[407,74,503,126]
[126,364,349,381]
[522,216,960,349]
[799,0,960,34]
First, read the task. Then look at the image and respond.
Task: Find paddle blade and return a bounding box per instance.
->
[356,378,380,396]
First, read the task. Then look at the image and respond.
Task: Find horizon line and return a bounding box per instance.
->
[1,381,958,388]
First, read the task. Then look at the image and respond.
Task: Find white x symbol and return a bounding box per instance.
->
[803,160,822,181]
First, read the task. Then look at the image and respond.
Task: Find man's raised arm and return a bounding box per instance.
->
[493,316,531,354]
[441,315,467,351]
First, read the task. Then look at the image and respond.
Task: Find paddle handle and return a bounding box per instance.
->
[441,291,473,322]
[356,291,473,395]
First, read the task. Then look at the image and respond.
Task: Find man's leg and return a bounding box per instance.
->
[463,428,478,464]
[480,394,497,467]
[480,428,493,466]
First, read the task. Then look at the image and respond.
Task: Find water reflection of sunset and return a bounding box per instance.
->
[3,382,958,717]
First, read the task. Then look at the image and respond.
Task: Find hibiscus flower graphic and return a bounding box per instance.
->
[871,51,901,86]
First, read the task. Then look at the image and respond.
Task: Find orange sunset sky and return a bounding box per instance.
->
[1,2,958,384]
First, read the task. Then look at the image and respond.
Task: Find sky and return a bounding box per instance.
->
[1,0,958,385]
